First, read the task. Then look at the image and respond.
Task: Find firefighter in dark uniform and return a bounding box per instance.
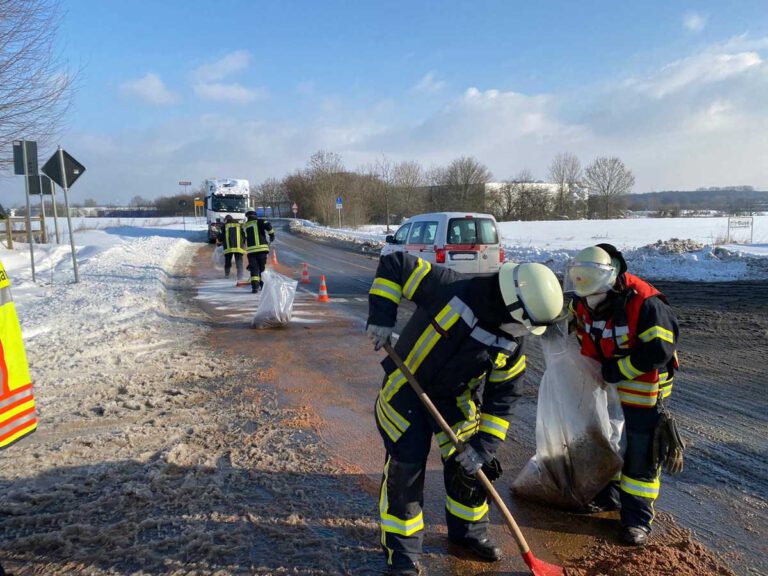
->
[243,211,275,293]
[217,215,246,282]
[367,252,565,575]
[567,244,680,546]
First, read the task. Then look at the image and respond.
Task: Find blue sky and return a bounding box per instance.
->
[4,0,768,204]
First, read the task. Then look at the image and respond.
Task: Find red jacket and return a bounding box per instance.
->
[573,273,679,408]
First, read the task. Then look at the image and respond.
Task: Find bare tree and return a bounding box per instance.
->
[392,160,426,219]
[282,171,315,221]
[583,156,635,219]
[439,156,492,211]
[548,152,582,218]
[257,177,288,217]
[0,0,75,168]
[307,150,346,226]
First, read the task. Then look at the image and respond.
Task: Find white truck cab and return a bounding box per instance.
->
[380,212,504,274]
[205,178,250,242]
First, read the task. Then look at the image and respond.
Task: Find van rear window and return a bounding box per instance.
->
[447,218,498,245]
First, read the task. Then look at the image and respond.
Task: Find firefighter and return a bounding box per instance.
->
[367,252,564,575]
[217,214,245,282]
[0,259,38,576]
[566,244,680,546]
[243,210,275,293]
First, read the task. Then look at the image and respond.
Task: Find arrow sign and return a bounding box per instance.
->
[42,149,86,189]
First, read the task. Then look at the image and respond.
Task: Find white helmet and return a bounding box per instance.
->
[498,262,564,336]
[565,246,619,297]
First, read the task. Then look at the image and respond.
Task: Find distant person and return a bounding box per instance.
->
[367,252,564,575]
[217,215,245,282]
[0,259,38,576]
[567,243,681,546]
[243,210,275,293]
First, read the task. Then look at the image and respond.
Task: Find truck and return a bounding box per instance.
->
[204,178,251,243]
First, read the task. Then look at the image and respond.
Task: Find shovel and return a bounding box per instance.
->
[384,342,565,576]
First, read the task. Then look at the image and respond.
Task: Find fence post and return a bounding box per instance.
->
[5,217,12,250]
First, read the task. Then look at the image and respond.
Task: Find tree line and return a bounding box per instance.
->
[248,151,635,227]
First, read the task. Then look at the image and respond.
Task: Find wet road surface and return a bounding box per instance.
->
[196,226,767,575]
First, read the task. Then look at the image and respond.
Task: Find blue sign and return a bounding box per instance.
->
[336,197,343,209]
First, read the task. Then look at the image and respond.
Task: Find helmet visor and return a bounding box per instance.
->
[565,261,616,296]
[505,265,563,335]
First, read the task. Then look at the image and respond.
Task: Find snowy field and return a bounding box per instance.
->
[296,215,768,281]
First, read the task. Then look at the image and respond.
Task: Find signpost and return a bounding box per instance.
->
[12,140,38,282]
[42,146,86,283]
[336,197,343,228]
[727,216,754,244]
[194,197,203,221]
[179,180,192,196]
[292,202,298,218]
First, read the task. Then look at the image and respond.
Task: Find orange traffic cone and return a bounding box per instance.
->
[317,275,330,302]
[300,262,311,284]
[271,250,279,265]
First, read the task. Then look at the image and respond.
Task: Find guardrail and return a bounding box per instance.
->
[1,216,47,249]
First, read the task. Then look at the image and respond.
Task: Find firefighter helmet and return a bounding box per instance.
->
[565,245,619,297]
[498,262,564,335]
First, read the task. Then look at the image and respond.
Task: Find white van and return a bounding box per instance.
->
[380,212,504,274]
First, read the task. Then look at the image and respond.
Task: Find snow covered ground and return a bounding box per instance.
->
[294,215,768,281]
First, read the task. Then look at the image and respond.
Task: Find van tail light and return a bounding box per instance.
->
[435,247,446,263]
[499,247,505,263]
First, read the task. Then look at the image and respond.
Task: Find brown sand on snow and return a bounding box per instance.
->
[565,521,736,576]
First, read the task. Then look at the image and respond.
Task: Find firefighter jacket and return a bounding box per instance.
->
[218,222,245,255]
[243,217,275,254]
[0,261,37,449]
[571,273,679,408]
[369,252,526,461]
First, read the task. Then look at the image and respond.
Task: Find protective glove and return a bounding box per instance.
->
[601,360,624,384]
[653,410,685,475]
[455,444,485,475]
[366,324,393,351]
[447,452,503,506]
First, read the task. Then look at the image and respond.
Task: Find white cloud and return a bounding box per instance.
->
[412,71,446,94]
[628,51,762,98]
[192,50,251,82]
[193,82,267,104]
[683,11,708,32]
[119,73,177,105]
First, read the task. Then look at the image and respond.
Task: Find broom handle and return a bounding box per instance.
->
[383,342,532,556]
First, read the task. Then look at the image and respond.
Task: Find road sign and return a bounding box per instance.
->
[27,174,55,195]
[336,197,343,209]
[194,199,204,207]
[13,140,38,176]
[42,149,86,189]
[179,180,192,186]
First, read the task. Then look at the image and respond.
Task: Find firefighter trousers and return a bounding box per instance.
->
[224,252,244,281]
[594,404,662,532]
[375,381,489,569]
[247,252,267,290]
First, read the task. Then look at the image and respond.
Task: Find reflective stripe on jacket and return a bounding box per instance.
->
[574,273,679,408]
[0,262,37,449]
[244,218,274,254]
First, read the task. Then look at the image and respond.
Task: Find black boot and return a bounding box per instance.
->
[622,526,649,546]
[387,561,424,575]
[449,536,502,562]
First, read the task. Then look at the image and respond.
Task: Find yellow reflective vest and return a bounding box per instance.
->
[0,261,36,449]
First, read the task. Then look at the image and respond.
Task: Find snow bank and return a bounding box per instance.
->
[296,216,768,281]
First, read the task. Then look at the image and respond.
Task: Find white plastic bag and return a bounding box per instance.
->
[212,245,225,270]
[512,321,625,509]
[251,270,298,329]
